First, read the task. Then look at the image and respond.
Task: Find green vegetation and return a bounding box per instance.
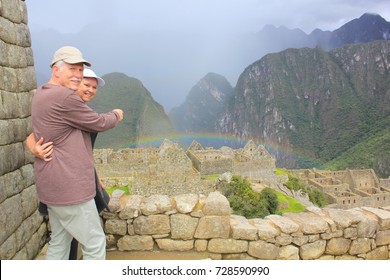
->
[88,72,175,148]
[325,127,390,178]
[231,42,390,176]
[201,174,221,181]
[282,171,328,208]
[105,185,130,195]
[275,191,306,214]
[307,188,328,208]
[220,175,279,219]
[220,175,307,218]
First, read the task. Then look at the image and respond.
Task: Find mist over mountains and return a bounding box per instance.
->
[30,13,389,111]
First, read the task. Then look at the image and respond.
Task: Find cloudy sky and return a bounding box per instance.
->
[25,0,390,110]
[26,0,390,34]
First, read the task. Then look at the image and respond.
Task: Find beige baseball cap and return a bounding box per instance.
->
[50,46,91,67]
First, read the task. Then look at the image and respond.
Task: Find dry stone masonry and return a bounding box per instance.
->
[0,0,47,260]
[104,191,390,260]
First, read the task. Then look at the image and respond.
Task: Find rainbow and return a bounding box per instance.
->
[119,132,323,168]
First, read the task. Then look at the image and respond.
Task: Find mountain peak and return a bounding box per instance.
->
[330,13,390,45]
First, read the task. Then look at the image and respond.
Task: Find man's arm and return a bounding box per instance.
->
[25,133,53,161]
[61,93,123,133]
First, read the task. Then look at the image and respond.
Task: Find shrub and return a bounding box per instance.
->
[221,175,279,219]
[260,187,278,214]
[307,187,328,207]
[283,172,328,207]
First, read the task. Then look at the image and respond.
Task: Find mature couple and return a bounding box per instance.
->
[27,46,123,260]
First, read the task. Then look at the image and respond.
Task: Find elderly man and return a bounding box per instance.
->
[31,46,123,260]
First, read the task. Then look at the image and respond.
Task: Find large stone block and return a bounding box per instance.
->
[194,239,207,252]
[156,239,194,251]
[0,41,7,66]
[3,67,18,92]
[230,215,258,241]
[16,67,36,92]
[7,44,28,68]
[25,47,34,66]
[277,245,300,260]
[20,185,38,218]
[16,23,31,47]
[202,191,231,216]
[118,195,143,219]
[194,216,230,239]
[292,234,309,246]
[283,212,329,234]
[0,0,24,23]
[20,164,34,188]
[133,215,170,235]
[117,235,154,251]
[173,193,198,214]
[140,194,173,215]
[325,209,361,228]
[15,211,42,253]
[105,219,127,236]
[248,240,279,260]
[325,237,351,255]
[299,240,326,260]
[0,90,33,119]
[376,230,390,246]
[359,207,390,230]
[0,118,29,145]
[0,194,23,245]
[0,16,15,45]
[366,246,389,260]
[208,238,248,254]
[170,214,198,240]
[250,218,280,240]
[0,169,23,203]
[349,238,371,255]
[275,233,293,246]
[265,214,299,234]
[0,143,25,176]
[0,234,17,260]
[25,223,47,260]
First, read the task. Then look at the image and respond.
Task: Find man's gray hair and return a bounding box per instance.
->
[53,60,65,70]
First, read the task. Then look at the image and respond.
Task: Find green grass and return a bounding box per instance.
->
[105,185,130,195]
[201,174,221,181]
[274,190,306,214]
[275,168,288,175]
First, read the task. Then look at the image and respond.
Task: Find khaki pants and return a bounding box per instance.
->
[46,199,106,260]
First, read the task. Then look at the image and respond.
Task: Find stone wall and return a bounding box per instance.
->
[0,0,47,260]
[103,191,390,260]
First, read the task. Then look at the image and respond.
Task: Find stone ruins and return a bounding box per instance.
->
[94,139,390,210]
[93,139,277,197]
[289,169,390,209]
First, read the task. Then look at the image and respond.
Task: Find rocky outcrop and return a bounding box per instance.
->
[102,191,390,260]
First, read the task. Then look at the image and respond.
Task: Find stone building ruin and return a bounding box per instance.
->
[186,140,277,185]
[289,169,390,209]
